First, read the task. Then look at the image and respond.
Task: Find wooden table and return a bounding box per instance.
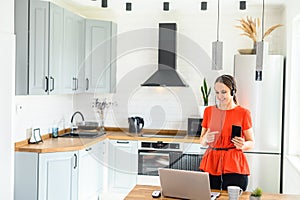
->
[125,185,300,200]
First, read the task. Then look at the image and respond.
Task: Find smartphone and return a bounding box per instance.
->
[231,125,242,139]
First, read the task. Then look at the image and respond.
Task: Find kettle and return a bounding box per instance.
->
[128,116,144,133]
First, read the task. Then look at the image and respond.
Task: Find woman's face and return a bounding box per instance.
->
[214,82,233,106]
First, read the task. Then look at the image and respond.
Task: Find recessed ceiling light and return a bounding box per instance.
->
[201,2,207,11]
[102,0,108,8]
[240,1,246,10]
[163,2,169,11]
[126,2,132,11]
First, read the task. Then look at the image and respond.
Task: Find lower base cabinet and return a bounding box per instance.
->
[78,141,106,200]
[15,151,79,200]
[15,140,107,200]
[107,140,138,194]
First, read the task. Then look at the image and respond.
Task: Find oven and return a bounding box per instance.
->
[138,141,182,176]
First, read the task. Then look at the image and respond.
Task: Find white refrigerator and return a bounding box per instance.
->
[234,55,285,193]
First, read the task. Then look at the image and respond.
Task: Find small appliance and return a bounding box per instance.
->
[128,116,144,133]
[187,117,203,137]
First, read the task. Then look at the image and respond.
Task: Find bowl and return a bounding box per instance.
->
[238,49,255,55]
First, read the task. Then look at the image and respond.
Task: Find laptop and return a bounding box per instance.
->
[159,168,220,200]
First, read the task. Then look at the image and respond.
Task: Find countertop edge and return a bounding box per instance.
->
[15,130,201,153]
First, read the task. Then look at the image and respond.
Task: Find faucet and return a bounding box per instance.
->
[70,111,85,133]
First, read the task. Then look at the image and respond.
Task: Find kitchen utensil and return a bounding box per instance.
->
[77,121,99,130]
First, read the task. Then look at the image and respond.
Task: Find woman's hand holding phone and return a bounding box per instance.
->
[232,137,245,149]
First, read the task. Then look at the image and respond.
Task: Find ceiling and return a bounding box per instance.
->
[60,0,285,10]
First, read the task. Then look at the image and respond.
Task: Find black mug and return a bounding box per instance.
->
[128,116,144,133]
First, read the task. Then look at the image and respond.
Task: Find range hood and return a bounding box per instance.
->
[141,23,187,87]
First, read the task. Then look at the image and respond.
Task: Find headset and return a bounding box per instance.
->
[221,75,236,96]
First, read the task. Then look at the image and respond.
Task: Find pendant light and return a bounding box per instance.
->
[255,0,266,81]
[212,0,223,70]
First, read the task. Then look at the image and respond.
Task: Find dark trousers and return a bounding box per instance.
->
[209,173,248,191]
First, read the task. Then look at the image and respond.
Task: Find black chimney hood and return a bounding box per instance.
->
[141,23,187,87]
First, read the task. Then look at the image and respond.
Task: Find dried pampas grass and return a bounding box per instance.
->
[235,16,283,42]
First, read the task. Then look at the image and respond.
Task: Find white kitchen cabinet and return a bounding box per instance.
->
[107,140,138,193]
[85,20,117,93]
[62,10,85,94]
[15,151,79,200]
[78,140,106,200]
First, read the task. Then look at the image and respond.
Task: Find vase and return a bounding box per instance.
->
[98,109,106,134]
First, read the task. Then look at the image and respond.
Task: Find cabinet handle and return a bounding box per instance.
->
[45,76,49,92]
[50,76,54,92]
[74,154,78,169]
[85,147,92,151]
[72,77,76,91]
[86,78,89,91]
[117,141,129,144]
[76,78,79,90]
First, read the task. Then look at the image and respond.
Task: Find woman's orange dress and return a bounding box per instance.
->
[199,105,252,176]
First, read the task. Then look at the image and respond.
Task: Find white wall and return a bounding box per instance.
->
[72,3,285,132]
[0,0,15,199]
[14,95,74,141]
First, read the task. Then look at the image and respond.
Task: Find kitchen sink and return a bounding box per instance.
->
[59,131,105,138]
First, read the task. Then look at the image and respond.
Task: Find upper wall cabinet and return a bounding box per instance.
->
[15,0,49,95]
[15,0,116,95]
[61,10,85,94]
[85,20,117,93]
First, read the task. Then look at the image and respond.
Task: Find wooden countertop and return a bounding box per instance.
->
[125,185,300,200]
[15,130,201,153]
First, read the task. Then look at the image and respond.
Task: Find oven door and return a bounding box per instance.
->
[138,150,180,176]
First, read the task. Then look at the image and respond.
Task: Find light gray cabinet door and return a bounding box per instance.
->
[108,140,138,193]
[38,151,79,200]
[15,151,79,200]
[49,3,64,94]
[78,141,105,200]
[62,10,85,94]
[28,0,49,95]
[74,15,86,93]
[85,20,116,93]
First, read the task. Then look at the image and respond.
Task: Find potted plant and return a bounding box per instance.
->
[199,78,211,117]
[235,16,283,54]
[250,187,263,200]
[201,78,211,106]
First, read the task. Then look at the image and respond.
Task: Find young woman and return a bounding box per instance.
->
[199,74,255,191]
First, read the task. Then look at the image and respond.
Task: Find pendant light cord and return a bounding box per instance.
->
[217,0,220,41]
[261,0,265,41]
